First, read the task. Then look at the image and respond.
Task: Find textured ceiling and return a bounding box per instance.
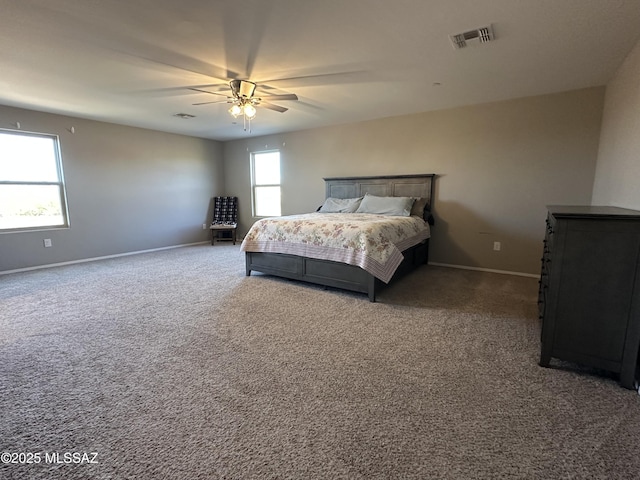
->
[1,0,640,141]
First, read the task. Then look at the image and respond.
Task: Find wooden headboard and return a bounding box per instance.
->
[323,174,435,219]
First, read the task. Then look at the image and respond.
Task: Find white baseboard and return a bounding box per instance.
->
[428,262,540,279]
[0,241,209,275]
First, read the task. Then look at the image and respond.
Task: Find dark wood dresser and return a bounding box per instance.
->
[539,205,640,389]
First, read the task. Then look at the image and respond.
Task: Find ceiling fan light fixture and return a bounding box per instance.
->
[229,104,242,117]
[243,104,257,119]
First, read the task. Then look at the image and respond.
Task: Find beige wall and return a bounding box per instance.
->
[0,105,224,272]
[225,87,605,275]
[592,37,640,209]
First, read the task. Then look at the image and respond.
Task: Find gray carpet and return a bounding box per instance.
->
[1,244,639,479]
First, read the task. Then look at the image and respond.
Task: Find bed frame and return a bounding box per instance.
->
[245,174,435,301]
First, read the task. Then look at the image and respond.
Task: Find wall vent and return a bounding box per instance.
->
[450,24,494,49]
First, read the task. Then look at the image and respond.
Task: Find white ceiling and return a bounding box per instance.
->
[1,0,640,141]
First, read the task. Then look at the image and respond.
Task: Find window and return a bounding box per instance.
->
[251,150,281,217]
[0,129,69,231]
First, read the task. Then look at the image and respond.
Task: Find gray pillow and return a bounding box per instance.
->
[410,197,429,217]
[355,194,415,216]
[319,197,363,213]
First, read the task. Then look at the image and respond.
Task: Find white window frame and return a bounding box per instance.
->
[0,129,70,232]
[250,150,281,217]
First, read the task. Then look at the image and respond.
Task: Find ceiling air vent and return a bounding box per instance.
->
[450,24,494,49]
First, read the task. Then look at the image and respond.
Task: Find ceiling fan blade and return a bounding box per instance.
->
[259,102,288,113]
[258,69,370,88]
[192,99,232,106]
[220,0,274,80]
[34,2,240,83]
[258,93,299,101]
[189,87,231,97]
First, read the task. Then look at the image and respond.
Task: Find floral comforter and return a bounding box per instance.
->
[240,213,431,283]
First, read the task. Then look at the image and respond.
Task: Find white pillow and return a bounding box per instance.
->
[355,194,415,216]
[319,197,363,213]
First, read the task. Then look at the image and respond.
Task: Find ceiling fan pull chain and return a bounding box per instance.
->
[243,112,251,133]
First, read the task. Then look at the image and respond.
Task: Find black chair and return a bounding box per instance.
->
[210,196,238,245]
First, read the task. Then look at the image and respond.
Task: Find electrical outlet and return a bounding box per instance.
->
[44,238,52,248]
[202,223,207,230]
[493,241,501,251]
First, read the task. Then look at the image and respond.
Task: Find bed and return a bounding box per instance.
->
[241,174,435,301]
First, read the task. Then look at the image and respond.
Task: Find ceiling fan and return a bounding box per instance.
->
[190,79,298,131]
